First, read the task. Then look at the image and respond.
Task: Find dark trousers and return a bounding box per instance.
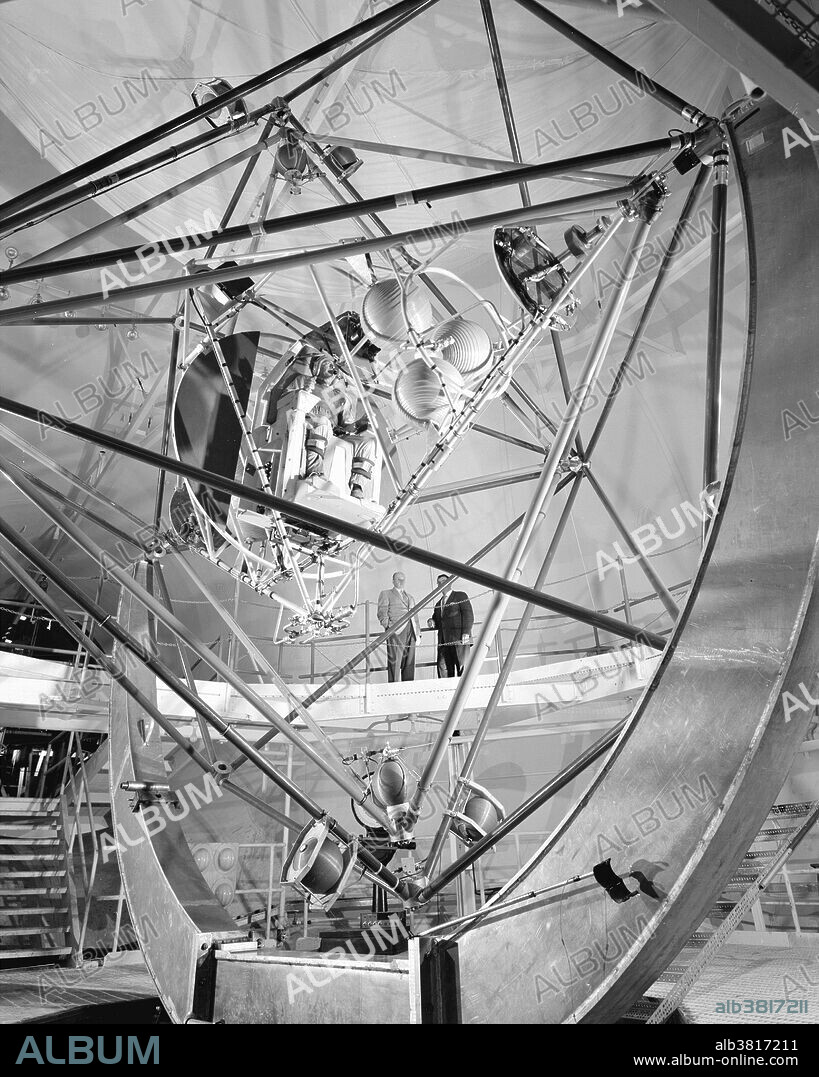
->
[437,640,468,677]
[387,628,416,681]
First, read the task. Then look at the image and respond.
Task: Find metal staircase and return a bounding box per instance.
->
[0,797,78,965]
[624,800,819,1023]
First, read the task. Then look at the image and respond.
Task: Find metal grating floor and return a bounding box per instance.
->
[652,941,819,1024]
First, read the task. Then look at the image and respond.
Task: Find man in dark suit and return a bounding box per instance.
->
[428,574,474,677]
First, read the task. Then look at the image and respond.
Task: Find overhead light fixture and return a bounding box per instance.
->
[190,78,248,130]
[325,144,363,180]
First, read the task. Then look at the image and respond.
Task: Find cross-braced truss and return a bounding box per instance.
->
[0,0,756,919]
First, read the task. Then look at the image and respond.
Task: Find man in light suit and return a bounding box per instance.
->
[377,571,420,682]
[428,574,474,677]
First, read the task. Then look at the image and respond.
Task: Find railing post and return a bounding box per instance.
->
[111,882,125,956]
[617,555,632,624]
[364,601,371,709]
[277,745,294,934]
[265,844,275,942]
[58,791,83,968]
[76,746,99,954]
[781,868,802,934]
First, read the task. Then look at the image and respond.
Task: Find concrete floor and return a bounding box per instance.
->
[0,955,157,1024]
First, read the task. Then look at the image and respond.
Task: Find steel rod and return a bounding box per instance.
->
[508,377,558,437]
[0,462,388,822]
[0,140,694,287]
[0,186,632,323]
[403,215,656,832]
[704,146,729,492]
[309,132,633,187]
[0,423,150,532]
[585,469,679,620]
[415,871,596,936]
[6,318,176,326]
[585,163,714,460]
[0,0,435,225]
[221,778,301,832]
[282,0,442,104]
[230,512,527,771]
[424,473,584,874]
[416,719,625,903]
[171,552,354,774]
[152,322,181,531]
[3,463,149,556]
[0,119,261,239]
[152,561,217,764]
[204,117,280,260]
[480,0,531,208]
[0,392,663,648]
[511,0,708,126]
[15,132,283,271]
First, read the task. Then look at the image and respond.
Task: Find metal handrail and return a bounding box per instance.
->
[250,580,686,685]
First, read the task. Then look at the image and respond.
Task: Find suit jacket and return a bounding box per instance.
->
[432,590,474,643]
[377,588,420,639]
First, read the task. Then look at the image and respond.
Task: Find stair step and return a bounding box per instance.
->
[0,925,67,937]
[0,907,68,917]
[0,946,73,961]
[623,997,662,1021]
[741,850,776,861]
[0,809,58,819]
[0,887,67,897]
[0,822,57,831]
[756,827,797,838]
[770,802,814,816]
[725,874,759,887]
[1,870,66,879]
[0,837,60,845]
[655,972,684,984]
[0,854,64,861]
[681,934,712,949]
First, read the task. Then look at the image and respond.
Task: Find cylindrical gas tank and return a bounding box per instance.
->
[360,279,433,346]
[275,139,309,184]
[461,791,502,841]
[373,757,409,808]
[393,357,464,427]
[430,317,493,377]
[291,833,345,896]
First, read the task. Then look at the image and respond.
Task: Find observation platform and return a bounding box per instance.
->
[0,645,661,735]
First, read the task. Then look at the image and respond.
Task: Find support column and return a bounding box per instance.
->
[704,145,729,493]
